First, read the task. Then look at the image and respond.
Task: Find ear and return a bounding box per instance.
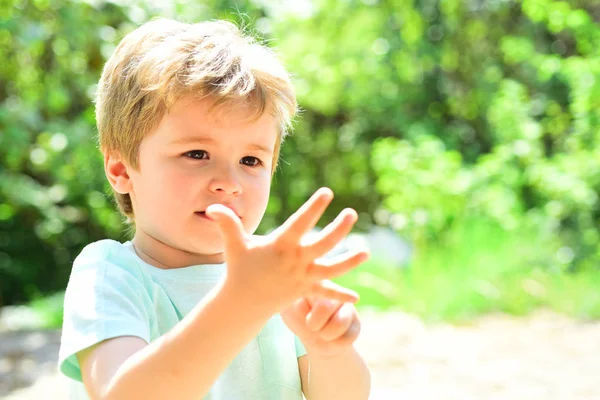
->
[104,152,133,194]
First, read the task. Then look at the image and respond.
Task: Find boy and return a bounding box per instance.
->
[58,18,371,399]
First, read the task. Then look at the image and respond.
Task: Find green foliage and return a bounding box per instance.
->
[1,0,127,304]
[27,290,65,328]
[336,217,600,322]
[1,0,599,322]
[365,0,600,274]
[0,0,271,305]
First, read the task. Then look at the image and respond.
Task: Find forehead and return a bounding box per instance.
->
[154,96,279,147]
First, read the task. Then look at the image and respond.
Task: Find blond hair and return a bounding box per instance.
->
[95,18,297,220]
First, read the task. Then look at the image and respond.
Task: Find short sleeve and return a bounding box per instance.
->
[294,335,307,358]
[58,242,153,382]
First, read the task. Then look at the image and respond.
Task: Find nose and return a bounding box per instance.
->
[208,166,243,196]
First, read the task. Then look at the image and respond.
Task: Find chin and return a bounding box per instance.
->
[187,240,224,256]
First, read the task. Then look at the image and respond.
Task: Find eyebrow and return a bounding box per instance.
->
[170,136,273,154]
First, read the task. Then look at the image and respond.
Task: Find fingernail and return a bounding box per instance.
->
[205,213,216,221]
[319,187,333,198]
[204,210,216,219]
[345,209,358,223]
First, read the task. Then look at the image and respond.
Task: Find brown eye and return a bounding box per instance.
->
[240,156,261,167]
[184,150,208,160]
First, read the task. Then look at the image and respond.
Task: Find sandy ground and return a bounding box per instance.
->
[1,309,599,399]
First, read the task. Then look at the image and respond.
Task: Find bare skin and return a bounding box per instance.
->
[78,188,370,400]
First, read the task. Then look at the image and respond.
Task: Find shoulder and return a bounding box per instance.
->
[64,239,153,311]
[63,239,155,326]
[59,241,154,382]
[72,239,146,281]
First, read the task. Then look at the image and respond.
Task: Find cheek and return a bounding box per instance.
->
[259,184,271,209]
[247,176,271,221]
[139,164,197,209]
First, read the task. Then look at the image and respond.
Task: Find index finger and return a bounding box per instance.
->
[275,187,334,243]
[310,280,359,304]
[205,204,246,251]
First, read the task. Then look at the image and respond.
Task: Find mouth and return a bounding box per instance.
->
[195,211,242,220]
[195,211,212,220]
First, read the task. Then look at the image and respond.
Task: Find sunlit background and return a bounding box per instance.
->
[1,0,600,398]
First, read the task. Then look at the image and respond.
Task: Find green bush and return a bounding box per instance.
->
[1,0,599,319]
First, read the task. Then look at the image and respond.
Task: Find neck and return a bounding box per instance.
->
[132,229,225,269]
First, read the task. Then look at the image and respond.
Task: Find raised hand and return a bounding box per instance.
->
[205,187,369,313]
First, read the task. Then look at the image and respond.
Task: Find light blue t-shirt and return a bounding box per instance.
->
[58,239,306,399]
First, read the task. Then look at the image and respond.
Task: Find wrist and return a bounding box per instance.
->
[304,342,357,361]
[219,274,279,318]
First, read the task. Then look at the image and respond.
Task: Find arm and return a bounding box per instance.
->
[78,279,273,400]
[299,349,371,400]
[284,298,371,400]
[78,188,366,400]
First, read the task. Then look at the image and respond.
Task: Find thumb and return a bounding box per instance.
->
[281,297,312,336]
[205,204,245,251]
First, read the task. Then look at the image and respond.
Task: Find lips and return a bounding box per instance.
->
[195,211,212,220]
[195,206,242,219]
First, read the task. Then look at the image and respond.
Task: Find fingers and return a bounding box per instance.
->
[315,303,357,341]
[310,280,359,304]
[205,204,246,250]
[291,297,312,318]
[331,318,361,346]
[304,208,358,258]
[280,297,312,336]
[309,250,370,281]
[306,299,342,331]
[276,187,333,243]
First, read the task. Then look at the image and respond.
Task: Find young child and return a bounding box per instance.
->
[58,18,371,400]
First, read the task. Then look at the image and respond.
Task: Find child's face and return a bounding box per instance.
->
[128,96,276,265]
